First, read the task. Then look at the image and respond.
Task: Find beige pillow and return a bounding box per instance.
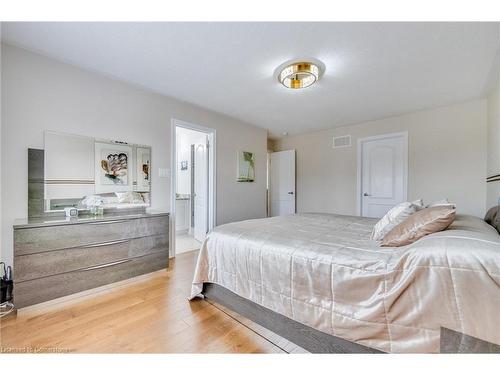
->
[381,206,456,247]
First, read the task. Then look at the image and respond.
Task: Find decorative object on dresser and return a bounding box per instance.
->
[13,212,169,309]
[64,207,79,218]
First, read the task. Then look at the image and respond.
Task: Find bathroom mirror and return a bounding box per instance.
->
[43,131,151,212]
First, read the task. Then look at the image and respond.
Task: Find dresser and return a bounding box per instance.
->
[13,211,169,309]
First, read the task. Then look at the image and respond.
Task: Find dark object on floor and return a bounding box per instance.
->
[202,282,383,354]
[1,279,13,303]
[1,262,14,303]
[440,327,500,353]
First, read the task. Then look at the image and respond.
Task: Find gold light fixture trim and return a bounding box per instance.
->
[278,62,320,89]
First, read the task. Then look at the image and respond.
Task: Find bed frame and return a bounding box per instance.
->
[202,283,383,353]
[203,283,500,353]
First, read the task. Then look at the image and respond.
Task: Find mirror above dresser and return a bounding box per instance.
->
[41,131,152,214]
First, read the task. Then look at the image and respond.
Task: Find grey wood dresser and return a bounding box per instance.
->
[13,211,169,308]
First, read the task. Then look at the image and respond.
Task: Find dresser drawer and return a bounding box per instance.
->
[14,234,168,283]
[14,215,169,255]
[14,251,168,308]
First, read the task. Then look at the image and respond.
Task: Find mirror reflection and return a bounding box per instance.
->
[44,131,151,212]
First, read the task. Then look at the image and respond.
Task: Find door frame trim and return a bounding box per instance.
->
[356,131,408,217]
[170,118,217,258]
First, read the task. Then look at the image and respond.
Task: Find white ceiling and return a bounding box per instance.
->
[2,22,499,138]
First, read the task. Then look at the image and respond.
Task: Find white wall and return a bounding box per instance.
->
[487,54,500,209]
[275,100,487,218]
[176,127,207,195]
[0,44,268,266]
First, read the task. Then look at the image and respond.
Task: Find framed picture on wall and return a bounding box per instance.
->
[136,147,151,192]
[237,151,255,182]
[95,142,133,193]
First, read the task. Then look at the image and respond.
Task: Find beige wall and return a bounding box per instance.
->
[1,44,268,266]
[275,100,487,218]
[487,56,500,209]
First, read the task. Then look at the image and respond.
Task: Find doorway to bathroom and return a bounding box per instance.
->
[171,119,216,257]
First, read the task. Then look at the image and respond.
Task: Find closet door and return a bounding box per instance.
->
[360,133,407,218]
[270,150,296,217]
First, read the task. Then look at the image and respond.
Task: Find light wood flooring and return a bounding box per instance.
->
[0,250,306,354]
[175,232,202,254]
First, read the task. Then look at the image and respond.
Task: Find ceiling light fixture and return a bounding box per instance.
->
[278,62,321,89]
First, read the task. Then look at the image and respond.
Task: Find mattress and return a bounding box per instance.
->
[190,213,500,353]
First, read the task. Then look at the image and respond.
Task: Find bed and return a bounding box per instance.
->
[190,213,500,353]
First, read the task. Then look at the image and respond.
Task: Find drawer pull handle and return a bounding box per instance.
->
[82,239,129,248]
[80,259,132,271]
[86,220,128,225]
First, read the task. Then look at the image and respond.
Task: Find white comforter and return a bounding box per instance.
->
[190,213,500,353]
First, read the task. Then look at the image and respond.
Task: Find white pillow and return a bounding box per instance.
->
[427,198,456,209]
[370,199,424,241]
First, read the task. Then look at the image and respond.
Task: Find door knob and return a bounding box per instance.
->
[288,191,294,195]
[363,193,371,196]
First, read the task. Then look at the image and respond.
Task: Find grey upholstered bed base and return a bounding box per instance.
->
[202,282,383,353]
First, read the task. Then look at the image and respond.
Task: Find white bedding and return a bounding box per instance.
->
[190,213,500,353]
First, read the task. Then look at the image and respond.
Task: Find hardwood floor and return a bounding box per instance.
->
[0,251,304,354]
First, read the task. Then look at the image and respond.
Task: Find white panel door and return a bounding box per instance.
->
[360,134,407,218]
[270,150,296,216]
[194,142,208,242]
